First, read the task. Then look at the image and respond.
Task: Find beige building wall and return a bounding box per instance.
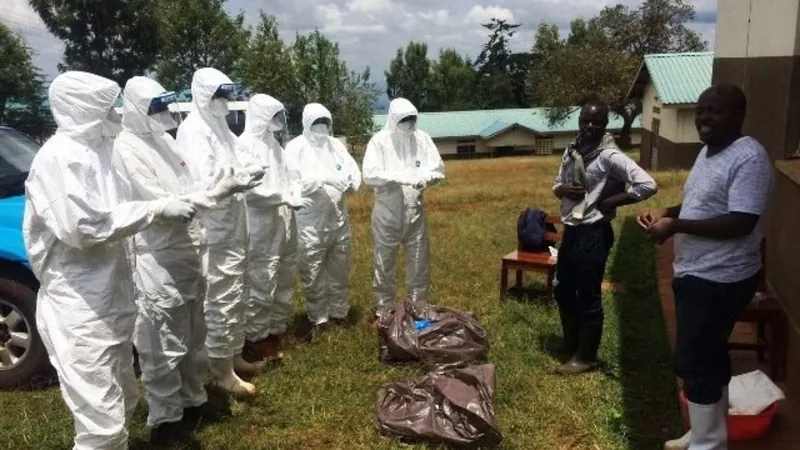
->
[715,0,800,59]
[675,108,701,143]
[641,82,663,130]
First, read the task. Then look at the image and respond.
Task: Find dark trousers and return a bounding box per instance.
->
[673,272,761,405]
[554,221,615,327]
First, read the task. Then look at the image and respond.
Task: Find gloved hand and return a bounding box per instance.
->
[157,199,197,222]
[242,164,267,182]
[284,195,313,210]
[209,166,262,200]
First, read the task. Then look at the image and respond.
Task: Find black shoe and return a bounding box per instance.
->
[557,322,602,375]
[150,421,195,446]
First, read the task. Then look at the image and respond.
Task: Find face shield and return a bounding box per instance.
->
[101,107,123,138]
[396,115,417,134]
[268,109,288,144]
[209,83,235,117]
[310,117,332,137]
[147,91,179,133]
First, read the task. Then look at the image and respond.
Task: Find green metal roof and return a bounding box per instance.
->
[372,107,641,140]
[638,52,713,105]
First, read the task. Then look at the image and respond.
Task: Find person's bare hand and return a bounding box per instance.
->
[637,209,666,230]
[556,183,586,201]
[646,217,675,244]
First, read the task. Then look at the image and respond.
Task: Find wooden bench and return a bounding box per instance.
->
[500,215,562,301]
[728,239,787,381]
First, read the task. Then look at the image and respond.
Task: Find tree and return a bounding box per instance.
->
[384,42,430,110]
[29,0,161,85]
[530,0,707,145]
[474,18,530,108]
[4,74,56,144]
[237,13,297,103]
[289,30,377,150]
[591,0,706,57]
[156,0,250,91]
[0,23,38,122]
[428,49,478,111]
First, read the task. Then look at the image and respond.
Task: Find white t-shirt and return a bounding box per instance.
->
[673,136,773,283]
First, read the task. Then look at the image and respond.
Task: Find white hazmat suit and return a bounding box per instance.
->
[23,71,196,450]
[176,68,260,395]
[363,98,444,314]
[112,77,259,430]
[239,95,308,358]
[285,103,361,329]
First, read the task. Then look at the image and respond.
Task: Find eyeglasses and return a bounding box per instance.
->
[148,92,177,116]
[212,84,236,100]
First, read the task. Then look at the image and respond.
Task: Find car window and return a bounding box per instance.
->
[0,129,38,177]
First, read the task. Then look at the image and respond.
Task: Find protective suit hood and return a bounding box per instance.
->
[244,94,284,141]
[121,76,173,136]
[191,68,235,148]
[49,71,121,142]
[302,103,332,146]
[384,98,418,133]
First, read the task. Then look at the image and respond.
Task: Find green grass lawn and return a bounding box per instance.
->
[0,154,690,449]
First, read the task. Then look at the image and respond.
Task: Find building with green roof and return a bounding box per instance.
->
[371,107,642,160]
[628,51,713,170]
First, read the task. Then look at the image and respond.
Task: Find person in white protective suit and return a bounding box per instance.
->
[176,68,265,395]
[362,98,445,320]
[22,71,198,450]
[284,103,361,341]
[112,76,263,444]
[238,94,311,360]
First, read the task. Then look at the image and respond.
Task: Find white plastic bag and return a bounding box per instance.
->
[728,370,785,415]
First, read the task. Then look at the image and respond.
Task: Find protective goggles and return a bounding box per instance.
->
[147,91,177,116]
[212,84,236,100]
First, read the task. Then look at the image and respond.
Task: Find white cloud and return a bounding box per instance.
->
[465,5,516,25]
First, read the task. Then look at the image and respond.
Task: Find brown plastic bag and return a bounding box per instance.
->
[376,302,489,366]
[375,364,503,448]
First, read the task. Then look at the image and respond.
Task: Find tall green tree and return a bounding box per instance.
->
[237,13,296,102]
[592,0,706,57]
[0,23,38,122]
[156,0,250,91]
[530,0,707,144]
[384,42,430,110]
[289,30,377,150]
[29,0,161,85]
[5,73,56,144]
[428,49,477,111]
[474,18,530,108]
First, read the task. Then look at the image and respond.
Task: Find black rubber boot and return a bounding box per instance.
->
[557,321,602,375]
[556,307,580,358]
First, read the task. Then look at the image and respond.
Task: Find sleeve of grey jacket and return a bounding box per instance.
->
[605,150,658,201]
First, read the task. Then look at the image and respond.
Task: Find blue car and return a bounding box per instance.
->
[0,127,49,388]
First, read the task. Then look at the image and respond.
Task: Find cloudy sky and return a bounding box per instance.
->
[4,0,718,87]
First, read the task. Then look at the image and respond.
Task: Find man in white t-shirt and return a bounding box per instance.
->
[638,85,773,450]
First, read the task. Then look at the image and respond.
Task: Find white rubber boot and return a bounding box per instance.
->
[233,353,266,375]
[687,393,728,450]
[208,357,256,397]
[664,430,691,450]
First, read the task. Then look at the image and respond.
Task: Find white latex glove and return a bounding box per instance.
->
[157,199,197,222]
[209,166,261,200]
[284,195,313,210]
[242,164,267,182]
